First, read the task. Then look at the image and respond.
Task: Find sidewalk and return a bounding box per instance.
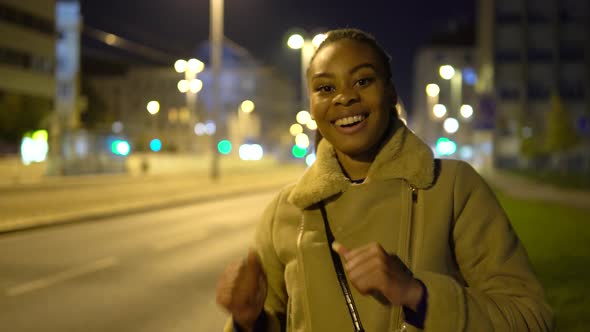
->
[481,168,590,210]
[0,161,307,233]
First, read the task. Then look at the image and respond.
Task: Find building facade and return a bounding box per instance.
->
[477,0,589,169]
[0,0,56,152]
[412,46,492,169]
[88,63,297,156]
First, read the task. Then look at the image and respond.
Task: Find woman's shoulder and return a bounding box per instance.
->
[432,158,489,190]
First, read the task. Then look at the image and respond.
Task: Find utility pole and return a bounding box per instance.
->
[51,0,81,176]
[209,0,223,180]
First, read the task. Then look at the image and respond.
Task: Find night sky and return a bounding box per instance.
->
[80,0,475,112]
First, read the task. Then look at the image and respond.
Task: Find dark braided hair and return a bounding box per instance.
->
[308,28,399,151]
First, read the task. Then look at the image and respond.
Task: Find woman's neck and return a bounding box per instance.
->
[335,116,399,181]
[335,151,373,181]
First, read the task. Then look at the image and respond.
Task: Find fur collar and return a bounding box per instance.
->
[288,120,435,209]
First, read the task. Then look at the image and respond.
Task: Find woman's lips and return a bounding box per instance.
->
[332,113,369,135]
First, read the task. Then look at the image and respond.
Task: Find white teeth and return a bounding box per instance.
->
[334,114,366,127]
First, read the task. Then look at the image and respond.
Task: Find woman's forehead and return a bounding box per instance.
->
[310,40,384,75]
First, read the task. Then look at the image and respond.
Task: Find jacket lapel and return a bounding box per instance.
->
[288,119,436,209]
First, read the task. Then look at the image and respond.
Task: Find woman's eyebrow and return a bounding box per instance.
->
[311,72,333,80]
[349,63,377,74]
[311,63,377,80]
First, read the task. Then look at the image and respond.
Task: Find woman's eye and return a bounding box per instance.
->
[356,77,373,87]
[316,85,334,93]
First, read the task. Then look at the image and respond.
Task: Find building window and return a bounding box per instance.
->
[499,87,521,100]
[0,46,29,68]
[0,4,55,36]
[495,50,521,62]
[496,12,522,24]
[528,49,553,62]
[560,44,584,61]
[560,80,585,100]
[528,83,550,100]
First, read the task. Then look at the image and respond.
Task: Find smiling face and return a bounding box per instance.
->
[308,39,396,161]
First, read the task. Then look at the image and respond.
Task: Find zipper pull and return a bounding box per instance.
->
[409,185,417,202]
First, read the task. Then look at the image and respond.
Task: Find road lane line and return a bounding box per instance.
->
[153,230,209,252]
[6,257,118,296]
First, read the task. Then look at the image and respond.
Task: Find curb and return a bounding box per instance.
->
[0,182,287,234]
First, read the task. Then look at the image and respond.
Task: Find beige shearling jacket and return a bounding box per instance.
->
[225,121,553,331]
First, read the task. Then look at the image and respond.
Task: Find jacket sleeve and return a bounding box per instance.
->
[413,161,553,332]
[223,190,288,332]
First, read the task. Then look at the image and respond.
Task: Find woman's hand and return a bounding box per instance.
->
[332,241,423,310]
[216,249,267,331]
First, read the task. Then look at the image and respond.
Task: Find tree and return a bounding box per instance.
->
[545,92,578,152]
[0,93,52,146]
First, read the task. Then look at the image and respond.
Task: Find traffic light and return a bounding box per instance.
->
[217,140,232,155]
[292,145,307,158]
[111,140,131,156]
[435,137,456,156]
[149,138,162,152]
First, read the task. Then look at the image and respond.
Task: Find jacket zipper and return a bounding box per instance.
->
[393,183,417,332]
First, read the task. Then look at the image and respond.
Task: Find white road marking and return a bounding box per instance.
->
[6,257,118,296]
[152,230,209,252]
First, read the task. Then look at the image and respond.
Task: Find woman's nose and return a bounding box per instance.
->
[333,88,359,106]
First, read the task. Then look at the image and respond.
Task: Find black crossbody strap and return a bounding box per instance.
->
[319,202,364,332]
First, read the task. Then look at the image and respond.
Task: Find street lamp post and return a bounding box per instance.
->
[287,33,326,109]
[237,99,255,145]
[210,0,223,180]
[175,58,204,152]
[175,58,204,123]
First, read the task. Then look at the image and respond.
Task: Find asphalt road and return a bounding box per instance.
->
[0,190,277,332]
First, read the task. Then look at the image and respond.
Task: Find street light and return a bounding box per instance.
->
[296,110,312,125]
[439,65,455,80]
[290,123,303,136]
[240,100,255,113]
[443,117,460,134]
[236,99,255,145]
[433,104,447,119]
[175,57,204,115]
[287,32,326,108]
[147,100,160,115]
[460,104,474,119]
[425,83,440,97]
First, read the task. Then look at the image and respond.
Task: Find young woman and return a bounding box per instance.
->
[216,28,553,332]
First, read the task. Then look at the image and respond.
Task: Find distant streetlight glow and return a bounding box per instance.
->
[239,144,264,161]
[240,100,255,113]
[426,83,440,97]
[290,123,303,136]
[174,59,187,73]
[112,121,123,133]
[105,34,118,45]
[187,58,205,73]
[306,119,317,130]
[189,79,203,93]
[296,110,312,125]
[436,137,457,156]
[147,101,160,115]
[439,65,455,80]
[312,33,326,48]
[287,34,305,49]
[305,153,316,166]
[177,80,190,93]
[433,104,447,118]
[295,133,310,148]
[194,122,207,136]
[443,117,460,134]
[149,138,162,152]
[460,105,474,119]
